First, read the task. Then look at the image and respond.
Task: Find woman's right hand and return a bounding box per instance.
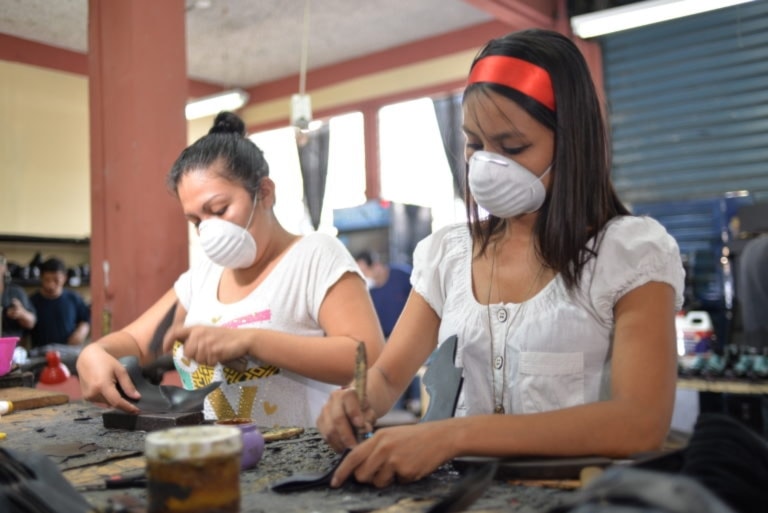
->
[317,387,377,451]
[76,343,141,414]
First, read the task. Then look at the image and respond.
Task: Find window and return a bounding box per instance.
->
[250,127,310,234]
[379,97,466,232]
[319,112,367,233]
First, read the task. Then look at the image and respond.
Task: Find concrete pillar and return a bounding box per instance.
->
[88,0,189,336]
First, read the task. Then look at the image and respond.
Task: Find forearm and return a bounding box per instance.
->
[68,322,91,345]
[353,291,439,418]
[88,330,144,361]
[451,398,671,460]
[249,329,363,385]
[366,365,405,418]
[16,310,36,330]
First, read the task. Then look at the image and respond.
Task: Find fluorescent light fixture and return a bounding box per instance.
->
[571,0,755,38]
[185,88,249,120]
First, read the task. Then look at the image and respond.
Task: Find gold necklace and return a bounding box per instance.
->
[486,241,544,414]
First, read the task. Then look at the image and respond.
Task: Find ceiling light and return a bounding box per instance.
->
[185,89,249,120]
[291,0,313,129]
[571,0,756,38]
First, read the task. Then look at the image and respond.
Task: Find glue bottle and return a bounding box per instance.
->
[145,425,242,513]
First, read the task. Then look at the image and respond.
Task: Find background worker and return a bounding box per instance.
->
[29,257,91,347]
[355,250,421,414]
[0,253,36,338]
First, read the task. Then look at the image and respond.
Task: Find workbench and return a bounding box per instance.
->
[677,377,768,395]
[0,401,579,512]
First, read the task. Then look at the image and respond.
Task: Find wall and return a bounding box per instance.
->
[240,49,476,128]
[0,61,90,237]
[0,47,476,239]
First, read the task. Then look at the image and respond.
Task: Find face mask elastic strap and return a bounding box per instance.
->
[241,195,259,236]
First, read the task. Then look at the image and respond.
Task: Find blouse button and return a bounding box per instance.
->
[494,356,503,369]
[497,309,508,322]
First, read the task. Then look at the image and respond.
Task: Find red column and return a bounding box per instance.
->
[362,103,381,200]
[88,0,189,337]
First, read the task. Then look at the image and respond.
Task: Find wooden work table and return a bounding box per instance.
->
[677,377,768,395]
[0,401,579,513]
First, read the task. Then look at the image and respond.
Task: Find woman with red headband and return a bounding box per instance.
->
[318,28,685,487]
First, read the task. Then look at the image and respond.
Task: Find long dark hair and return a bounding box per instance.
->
[464,29,629,290]
[166,111,268,197]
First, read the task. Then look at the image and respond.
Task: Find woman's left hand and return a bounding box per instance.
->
[167,325,251,365]
[330,421,457,488]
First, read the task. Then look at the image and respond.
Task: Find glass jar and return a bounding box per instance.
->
[145,425,242,513]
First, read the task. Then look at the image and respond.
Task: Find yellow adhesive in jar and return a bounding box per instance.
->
[145,425,242,513]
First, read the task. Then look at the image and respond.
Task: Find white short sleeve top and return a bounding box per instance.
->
[173,232,363,427]
[411,216,685,417]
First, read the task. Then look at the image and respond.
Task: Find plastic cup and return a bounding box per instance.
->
[215,418,265,470]
[0,337,19,376]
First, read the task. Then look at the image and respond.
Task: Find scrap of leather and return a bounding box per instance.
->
[0,447,95,513]
[270,448,351,493]
[421,335,463,423]
[426,459,498,513]
[117,356,221,413]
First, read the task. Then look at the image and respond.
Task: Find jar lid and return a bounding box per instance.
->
[145,425,242,461]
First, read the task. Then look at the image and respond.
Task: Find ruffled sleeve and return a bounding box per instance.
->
[411,224,470,317]
[589,216,685,323]
[173,257,217,313]
[173,269,192,311]
[298,233,364,320]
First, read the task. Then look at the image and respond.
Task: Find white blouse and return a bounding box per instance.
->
[411,216,685,417]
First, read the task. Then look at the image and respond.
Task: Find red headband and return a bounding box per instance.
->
[467,56,555,111]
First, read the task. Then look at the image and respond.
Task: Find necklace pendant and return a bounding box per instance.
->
[494,405,505,414]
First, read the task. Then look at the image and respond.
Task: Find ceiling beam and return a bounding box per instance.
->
[245,20,513,104]
[0,33,223,99]
[462,0,558,28]
[0,33,87,75]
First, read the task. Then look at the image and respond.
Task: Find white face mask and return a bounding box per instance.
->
[468,150,551,218]
[198,199,258,269]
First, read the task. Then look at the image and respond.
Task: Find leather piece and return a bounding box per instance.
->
[427,459,498,513]
[421,335,463,423]
[117,356,221,413]
[270,449,351,493]
[0,448,94,513]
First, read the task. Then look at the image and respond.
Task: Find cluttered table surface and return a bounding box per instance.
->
[0,398,580,513]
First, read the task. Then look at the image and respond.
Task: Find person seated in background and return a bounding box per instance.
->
[29,257,90,347]
[77,111,384,428]
[354,251,412,339]
[355,250,421,415]
[0,253,37,338]
[738,234,768,347]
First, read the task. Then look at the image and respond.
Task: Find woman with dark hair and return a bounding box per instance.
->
[318,29,685,487]
[77,112,384,427]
